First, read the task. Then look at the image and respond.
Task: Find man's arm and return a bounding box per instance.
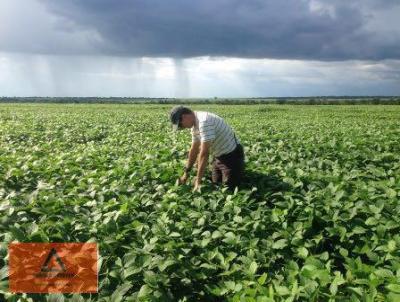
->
[179,140,200,184]
[186,140,200,171]
[194,141,211,189]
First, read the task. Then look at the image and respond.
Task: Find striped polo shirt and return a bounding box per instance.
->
[191,111,238,157]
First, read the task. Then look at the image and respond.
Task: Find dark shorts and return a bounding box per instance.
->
[211,144,245,189]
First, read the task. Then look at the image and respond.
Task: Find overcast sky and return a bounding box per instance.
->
[1,0,399,97]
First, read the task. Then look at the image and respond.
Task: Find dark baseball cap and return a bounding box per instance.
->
[170,106,192,131]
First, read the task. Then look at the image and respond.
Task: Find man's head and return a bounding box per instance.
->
[170,106,195,130]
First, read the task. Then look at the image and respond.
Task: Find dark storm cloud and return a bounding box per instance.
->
[9,0,400,60]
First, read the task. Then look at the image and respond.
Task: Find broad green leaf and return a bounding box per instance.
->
[137,284,152,298]
[387,284,400,293]
[111,283,133,302]
[258,273,268,285]
[249,261,258,275]
[298,247,308,258]
[272,239,287,249]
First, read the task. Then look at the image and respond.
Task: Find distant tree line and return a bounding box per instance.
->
[0,96,399,105]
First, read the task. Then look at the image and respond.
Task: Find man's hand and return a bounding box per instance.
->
[177,172,189,185]
[193,177,202,192]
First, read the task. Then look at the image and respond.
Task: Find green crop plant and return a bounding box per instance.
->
[0,104,399,301]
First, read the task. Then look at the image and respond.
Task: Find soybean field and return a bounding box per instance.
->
[0,104,400,301]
